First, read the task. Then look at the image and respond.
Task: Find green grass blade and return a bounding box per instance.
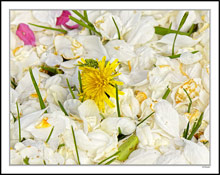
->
[112,17,121,40]
[83,10,92,35]
[45,126,54,143]
[58,100,68,116]
[41,65,63,75]
[162,87,171,99]
[98,151,120,165]
[154,26,190,36]
[66,78,76,99]
[69,15,101,36]
[78,70,83,93]
[137,112,155,126]
[29,68,47,112]
[187,112,204,140]
[172,12,189,55]
[28,23,67,34]
[115,84,121,117]
[169,51,199,59]
[16,102,21,142]
[183,121,190,139]
[71,125,80,165]
[57,143,65,151]
[72,10,93,27]
[105,157,116,165]
[183,88,192,113]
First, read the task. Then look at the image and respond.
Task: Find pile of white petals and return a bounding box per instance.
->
[10,10,209,165]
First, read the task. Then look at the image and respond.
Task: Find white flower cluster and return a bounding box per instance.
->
[10,10,209,165]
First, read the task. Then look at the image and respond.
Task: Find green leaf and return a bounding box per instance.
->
[183,88,192,113]
[162,87,171,100]
[58,100,68,116]
[28,23,67,34]
[71,125,80,165]
[168,51,199,59]
[154,26,190,36]
[137,112,155,126]
[45,126,54,143]
[187,23,198,35]
[172,12,189,55]
[115,84,121,117]
[66,78,76,99]
[117,135,139,161]
[23,156,30,165]
[112,17,121,40]
[69,15,101,36]
[29,68,47,112]
[16,102,21,142]
[98,151,120,165]
[187,112,204,140]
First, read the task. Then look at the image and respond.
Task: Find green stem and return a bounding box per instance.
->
[98,151,120,165]
[58,100,68,116]
[137,112,155,126]
[112,17,121,40]
[45,126,54,143]
[16,102,21,142]
[115,84,121,117]
[66,78,76,99]
[29,68,47,112]
[71,125,80,165]
[28,23,67,34]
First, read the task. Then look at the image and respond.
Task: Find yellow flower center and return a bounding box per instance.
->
[79,56,124,112]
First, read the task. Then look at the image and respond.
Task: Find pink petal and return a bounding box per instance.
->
[56,10,79,30]
[16,23,36,46]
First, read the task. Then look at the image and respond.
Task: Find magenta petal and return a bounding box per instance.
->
[56,10,79,29]
[56,10,71,26]
[16,23,36,46]
[64,24,79,29]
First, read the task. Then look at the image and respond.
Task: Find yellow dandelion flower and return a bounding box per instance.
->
[78,56,124,112]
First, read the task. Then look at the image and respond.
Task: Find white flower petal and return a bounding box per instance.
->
[183,139,209,164]
[178,52,202,65]
[154,100,180,137]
